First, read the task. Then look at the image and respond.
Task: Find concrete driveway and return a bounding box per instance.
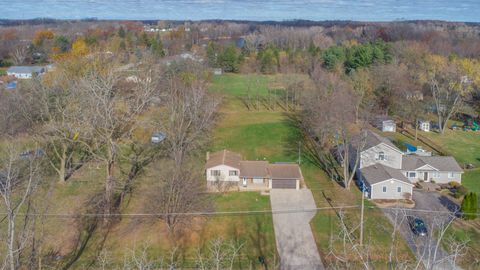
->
[383,190,462,270]
[270,189,324,270]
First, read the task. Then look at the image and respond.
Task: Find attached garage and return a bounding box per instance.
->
[271,179,297,189]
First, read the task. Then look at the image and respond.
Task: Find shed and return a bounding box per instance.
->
[418,120,430,132]
[372,116,396,132]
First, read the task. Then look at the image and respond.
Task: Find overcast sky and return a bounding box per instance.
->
[1,0,479,22]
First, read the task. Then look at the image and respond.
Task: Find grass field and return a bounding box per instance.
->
[210,73,414,267]
[420,128,480,167]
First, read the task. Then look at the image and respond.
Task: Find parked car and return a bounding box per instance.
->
[408,216,428,236]
[151,132,166,144]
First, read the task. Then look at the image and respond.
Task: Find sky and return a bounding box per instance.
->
[0,0,479,22]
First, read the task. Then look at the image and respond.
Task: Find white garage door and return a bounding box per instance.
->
[253,178,264,184]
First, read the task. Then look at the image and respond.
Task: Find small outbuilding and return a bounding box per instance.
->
[418,120,430,132]
[373,116,396,132]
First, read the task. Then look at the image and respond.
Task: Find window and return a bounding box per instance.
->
[397,186,402,193]
[448,172,455,178]
[211,170,221,177]
[229,170,238,176]
[378,151,385,161]
[382,186,387,192]
[408,172,416,178]
[432,172,440,178]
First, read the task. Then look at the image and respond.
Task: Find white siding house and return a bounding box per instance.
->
[7,66,45,79]
[354,130,463,201]
[360,143,403,169]
[206,164,240,182]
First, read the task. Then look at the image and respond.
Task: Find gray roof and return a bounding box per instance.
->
[205,149,242,170]
[402,155,463,172]
[361,164,413,185]
[268,163,302,180]
[239,161,269,178]
[7,66,44,74]
[352,130,400,152]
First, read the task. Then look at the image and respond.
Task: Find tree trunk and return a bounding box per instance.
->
[58,144,67,183]
[8,211,16,270]
[105,146,116,223]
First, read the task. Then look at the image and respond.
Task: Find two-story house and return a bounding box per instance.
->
[352,131,463,201]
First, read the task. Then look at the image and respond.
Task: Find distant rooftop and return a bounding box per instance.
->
[7,66,45,74]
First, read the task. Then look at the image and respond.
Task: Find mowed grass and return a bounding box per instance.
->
[463,169,480,194]
[420,128,480,167]
[210,73,414,266]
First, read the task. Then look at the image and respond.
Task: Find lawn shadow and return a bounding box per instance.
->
[282,112,344,186]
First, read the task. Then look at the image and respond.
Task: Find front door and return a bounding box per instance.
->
[424,172,428,181]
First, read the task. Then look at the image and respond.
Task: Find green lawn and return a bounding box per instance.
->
[420,128,480,167]
[463,169,480,194]
[211,74,273,97]
[210,73,414,267]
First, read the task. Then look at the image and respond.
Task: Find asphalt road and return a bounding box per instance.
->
[382,190,462,270]
[270,189,324,270]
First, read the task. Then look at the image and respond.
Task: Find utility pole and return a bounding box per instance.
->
[360,190,365,246]
[298,141,301,165]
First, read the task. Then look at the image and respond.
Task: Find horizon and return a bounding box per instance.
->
[1,0,479,22]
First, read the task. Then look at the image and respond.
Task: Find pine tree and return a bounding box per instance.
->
[461,192,478,220]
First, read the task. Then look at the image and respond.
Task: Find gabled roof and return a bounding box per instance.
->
[205,149,242,170]
[361,164,413,185]
[352,130,401,153]
[268,163,302,180]
[239,161,269,178]
[402,155,463,172]
[7,66,44,74]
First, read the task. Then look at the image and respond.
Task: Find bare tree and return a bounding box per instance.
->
[195,237,244,270]
[302,67,367,189]
[429,63,472,134]
[158,70,219,167]
[147,165,211,235]
[10,45,27,65]
[33,74,88,183]
[74,58,159,221]
[0,146,42,270]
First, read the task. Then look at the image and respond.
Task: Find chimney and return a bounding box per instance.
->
[206,151,210,161]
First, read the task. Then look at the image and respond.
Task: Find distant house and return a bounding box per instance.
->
[418,120,430,132]
[405,90,424,101]
[372,116,396,132]
[205,149,302,190]
[213,68,222,75]
[351,130,463,200]
[7,66,45,79]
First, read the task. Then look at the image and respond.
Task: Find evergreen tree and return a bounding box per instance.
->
[206,42,219,67]
[54,35,70,53]
[321,46,345,71]
[118,26,126,38]
[461,192,478,220]
[218,45,239,73]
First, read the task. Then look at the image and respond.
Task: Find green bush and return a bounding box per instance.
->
[449,181,461,188]
[461,192,478,220]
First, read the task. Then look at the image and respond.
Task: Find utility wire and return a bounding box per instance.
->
[0,205,470,219]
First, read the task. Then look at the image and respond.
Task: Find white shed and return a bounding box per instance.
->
[418,120,430,132]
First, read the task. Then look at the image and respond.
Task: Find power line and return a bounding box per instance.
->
[0,205,470,219]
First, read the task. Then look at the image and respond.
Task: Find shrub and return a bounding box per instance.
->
[449,181,461,188]
[461,192,478,220]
